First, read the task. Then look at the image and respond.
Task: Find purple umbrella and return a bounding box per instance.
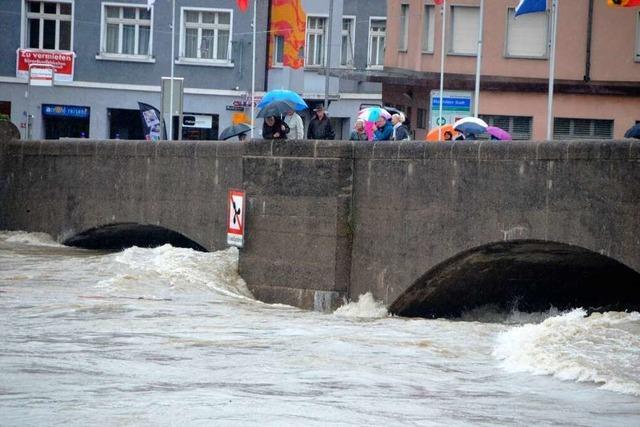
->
[486,126,512,141]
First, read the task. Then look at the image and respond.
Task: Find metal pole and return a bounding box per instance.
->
[169,0,175,140]
[250,0,257,139]
[438,0,446,140]
[546,0,558,141]
[324,0,334,109]
[473,0,484,118]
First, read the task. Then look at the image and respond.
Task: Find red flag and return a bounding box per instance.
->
[237,0,249,12]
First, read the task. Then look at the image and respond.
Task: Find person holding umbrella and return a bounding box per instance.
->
[373,116,393,141]
[307,105,335,140]
[262,115,290,140]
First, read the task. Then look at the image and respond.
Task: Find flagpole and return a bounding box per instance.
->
[438,0,446,140]
[250,0,257,139]
[473,0,484,118]
[546,0,558,140]
[169,0,175,140]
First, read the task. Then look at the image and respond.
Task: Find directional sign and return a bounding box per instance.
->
[227,189,246,248]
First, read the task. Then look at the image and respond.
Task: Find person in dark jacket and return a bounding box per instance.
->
[391,113,410,141]
[262,115,290,139]
[307,105,335,140]
[373,116,393,141]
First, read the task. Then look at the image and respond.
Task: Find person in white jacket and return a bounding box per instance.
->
[284,110,304,140]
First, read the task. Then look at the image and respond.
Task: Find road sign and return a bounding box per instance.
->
[227,189,246,248]
[29,64,54,87]
[429,90,473,129]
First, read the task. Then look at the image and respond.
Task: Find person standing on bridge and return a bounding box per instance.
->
[262,116,290,140]
[307,105,335,140]
[284,109,304,140]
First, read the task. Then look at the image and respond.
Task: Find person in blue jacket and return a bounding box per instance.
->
[373,116,393,141]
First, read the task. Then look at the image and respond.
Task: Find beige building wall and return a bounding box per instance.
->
[383,0,640,140]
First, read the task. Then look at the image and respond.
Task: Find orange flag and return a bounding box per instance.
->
[269,0,307,69]
[607,0,640,6]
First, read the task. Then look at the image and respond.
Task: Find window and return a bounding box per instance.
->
[399,4,409,51]
[368,18,386,68]
[181,8,232,63]
[480,115,533,140]
[505,8,548,58]
[306,16,327,67]
[101,4,152,58]
[417,108,427,129]
[25,1,72,50]
[450,6,479,55]
[636,11,640,61]
[273,35,284,66]
[340,17,355,67]
[553,118,613,140]
[422,5,435,53]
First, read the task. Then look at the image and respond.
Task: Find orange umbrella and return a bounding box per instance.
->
[425,124,459,142]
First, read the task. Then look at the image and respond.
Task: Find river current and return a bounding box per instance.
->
[1,231,639,426]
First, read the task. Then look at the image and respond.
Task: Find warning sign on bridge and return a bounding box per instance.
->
[227,189,245,247]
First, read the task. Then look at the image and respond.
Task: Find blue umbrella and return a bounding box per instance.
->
[258,89,307,111]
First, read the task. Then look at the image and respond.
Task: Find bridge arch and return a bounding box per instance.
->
[63,223,207,252]
[389,240,640,319]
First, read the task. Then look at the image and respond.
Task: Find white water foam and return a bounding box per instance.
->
[333,292,389,319]
[85,244,253,300]
[0,230,63,247]
[494,308,640,396]
[461,304,564,325]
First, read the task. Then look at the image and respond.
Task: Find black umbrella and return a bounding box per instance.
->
[256,99,298,118]
[219,123,252,140]
[624,123,640,139]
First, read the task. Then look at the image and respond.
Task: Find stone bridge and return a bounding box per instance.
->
[1,130,639,317]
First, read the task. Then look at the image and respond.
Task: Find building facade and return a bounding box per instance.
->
[0,0,384,141]
[379,0,640,140]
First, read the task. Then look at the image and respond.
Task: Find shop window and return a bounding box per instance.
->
[174,114,218,140]
[368,18,386,68]
[42,104,90,139]
[480,114,533,140]
[25,1,73,51]
[181,8,232,63]
[553,118,613,140]
[108,108,145,139]
[505,8,548,58]
[450,6,479,55]
[100,3,153,59]
[422,5,435,54]
[417,108,427,129]
[306,16,327,67]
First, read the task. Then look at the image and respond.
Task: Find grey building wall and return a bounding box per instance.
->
[0,0,269,138]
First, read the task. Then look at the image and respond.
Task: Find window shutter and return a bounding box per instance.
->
[451,6,479,55]
[506,9,548,57]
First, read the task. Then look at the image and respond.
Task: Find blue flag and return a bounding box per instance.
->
[515,0,547,17]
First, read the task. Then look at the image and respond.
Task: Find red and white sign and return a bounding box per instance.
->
[227,189,246,247]
[29,64,54,87]
[16,49,75,82]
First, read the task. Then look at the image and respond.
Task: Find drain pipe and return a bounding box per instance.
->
[584,0,593,82]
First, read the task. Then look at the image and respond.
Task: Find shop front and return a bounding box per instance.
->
[42,104,90,139]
